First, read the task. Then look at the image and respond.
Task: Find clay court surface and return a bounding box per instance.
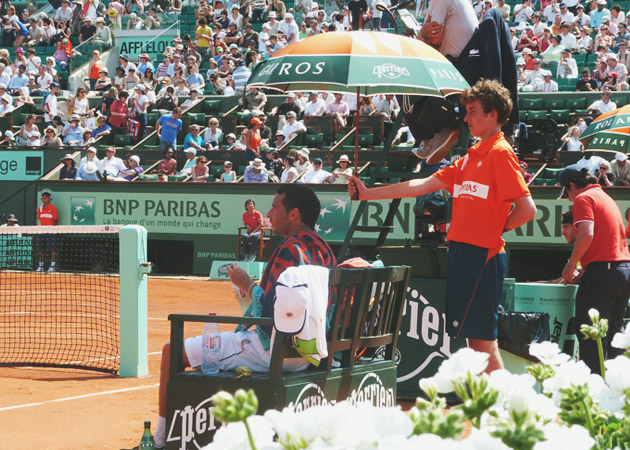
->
[0,277,240,450]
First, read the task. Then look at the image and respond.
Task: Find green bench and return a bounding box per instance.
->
[165,266,411,449]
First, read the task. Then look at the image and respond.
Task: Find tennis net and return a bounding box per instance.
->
[0,225,122,374]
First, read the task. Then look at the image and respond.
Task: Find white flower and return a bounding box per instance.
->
[593,385,626,415]
[528,393,560,421]
[432,348,489,393]
[419,376,438,397]
[203,415,275,450]
[508,389,531,414]
[529,341,571,366]
[406,434,462,449]
[611,323,630,350]
[542,359,605,405]
[465,428,512,450]
[604,356,630,392]
[588,308,600,323]
[534,423,595,450]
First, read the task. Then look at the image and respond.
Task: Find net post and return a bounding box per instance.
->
[119,225,150,377]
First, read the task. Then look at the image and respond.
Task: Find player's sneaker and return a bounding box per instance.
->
[48,266,56,273]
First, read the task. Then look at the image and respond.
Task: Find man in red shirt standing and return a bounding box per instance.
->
[240,199,263,262]
[560,168,630,374]
[37,189,58,273]
[349,80,537,373]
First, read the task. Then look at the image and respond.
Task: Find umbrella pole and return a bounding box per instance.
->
[354,87,360,172]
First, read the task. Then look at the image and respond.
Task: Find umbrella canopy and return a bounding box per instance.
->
[248,31,469,97]
[581,104,630,153]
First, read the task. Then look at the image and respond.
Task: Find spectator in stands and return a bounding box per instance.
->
[240,86,267,112]
[239,199,263,260]
[613,23,630,50]
[59,154,78,180]
[326,93,350,140]
[542,34,566,66]
[156,106,183,150]
[133,85,149,140]
[76,159,99,180]
[143,68,156,91]
[595,160,615,187]
[98,147,127,180]
[590,0,610,28]
[578,26,594,53]
[221,160,236,182]
[80,146,99,169]
[606,52,628,89]
[55,0,74,23]
[79,17,96,44]
[79,128,95,147]
[92,67,112,93]
[16,114,38,145]
[116,155,143,181]
[602,71,620,90]
[262,146,282,180]
[540,27,553,52]
[561,125,584,151]
[358,95,376,116]
[256,110,272,140]
[127,12,144,30]
[157,148,178,176]
[514,0,534,24]
[278,12,299,43]
[41,126,63,148]
[68,87,90,122]
[190,155,209,182]
[62,115,84,146]
[16,85,33,109]
[202,117,222,150]
[617,39,630,72]
[574,4,591,28]
[282,111,307,141]
[519,26,540,52]
[588,87,617,115]
[244,157,269,182]
[611,3,626,24]
[519,161,532,184]
[113,66,126,91]
[592,57,610,85]
[91,115,112,139]
[183,124,205,153]
[595,24,613,50]
[174,78,190,96]
[8,64,28,95]
[186,64,205,90]
[108,90,129,131]
[271,92,301,119]
[180,148,197,175]
[245,117,263,161]
[232,60,251,92]
[295,148,312,173]
[0,94,13,116]
[557,49,579,78]
[280,155,298,182]
[610,152,630,185]
[137,54,154,78]
[126,67,141,91]
[303,158,331,184]
[270,0,286,19]
[559,22,578,51]
[224,132,237,149]
[601,15,618,35]
[93,17,112,47]
[0,130,15,147]
[86,51,103,92]
[145,7,161,30]
[328,154,353,184]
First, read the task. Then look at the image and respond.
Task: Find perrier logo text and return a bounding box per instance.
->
[373,63,410,80]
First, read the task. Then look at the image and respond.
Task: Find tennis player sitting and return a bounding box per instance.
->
[349,79,537,374]
[153,184,336,449]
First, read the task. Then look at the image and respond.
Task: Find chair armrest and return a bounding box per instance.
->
[168,314,274,379]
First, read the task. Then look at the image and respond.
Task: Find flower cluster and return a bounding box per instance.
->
[204,317,630,450]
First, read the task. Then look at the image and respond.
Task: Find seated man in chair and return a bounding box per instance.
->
[152,184,336,449]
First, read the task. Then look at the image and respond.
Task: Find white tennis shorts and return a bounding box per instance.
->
[184,329,310,373]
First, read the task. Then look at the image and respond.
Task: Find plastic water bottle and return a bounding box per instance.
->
[139,421,155,450]
[202,313,221,374]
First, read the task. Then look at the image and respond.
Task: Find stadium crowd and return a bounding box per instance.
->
[0,0,409,183]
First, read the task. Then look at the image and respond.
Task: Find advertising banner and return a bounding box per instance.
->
[115,29,180,59]
[0,151,43,181]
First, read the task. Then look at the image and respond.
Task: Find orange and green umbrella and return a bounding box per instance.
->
[248,31,469,97]
[581,105,630,153]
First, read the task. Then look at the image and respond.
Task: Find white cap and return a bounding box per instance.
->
[298,148,310,158]
[87,146,97,153]
[130,155,140,164]
[597,0,607,5]
[285,12,293,19]
[616,153,628,161]
[5,130,14,140]
[522,48,532,54]
[273,270,309,334]
[84,161,97,174]
[185,148,197,155]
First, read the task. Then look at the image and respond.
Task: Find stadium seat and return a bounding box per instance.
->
[138,173,159,181]
[114,134,132,147]
[528,110,548,120]
[188,113,206,126]
[521,98,544,110]
[544,98,565,110]
[565,98,586,109]
[357,134,373,146]
[519,110,528,122]
[549,110,571,123]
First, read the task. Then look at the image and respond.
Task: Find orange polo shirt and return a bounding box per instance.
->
[37,203,58,226]
[433,132,530,253]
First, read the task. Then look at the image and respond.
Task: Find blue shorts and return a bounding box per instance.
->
[446,241,506,340]
[37,234,56,250]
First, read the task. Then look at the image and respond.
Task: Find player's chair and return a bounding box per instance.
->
[165,265,411,450]
[236,226,273,261]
